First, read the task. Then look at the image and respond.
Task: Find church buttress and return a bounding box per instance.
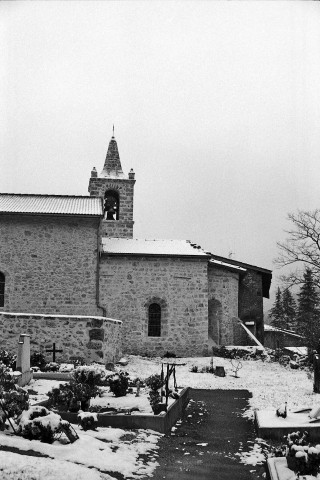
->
[88,134,135,238]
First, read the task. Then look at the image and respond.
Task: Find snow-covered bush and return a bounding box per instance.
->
[0,363,29,421]
[77,411,98,431]
[282,431,320,476]
[109,371,129,397]
[44,362,60,372]
[212,346,263,360]
[47,383,74,410]
[48,365,108,411]
[2,387,29,418]
[17,406,66,443]
[59,363,74,373]
[73,365,106,387]
[48,382,97,411]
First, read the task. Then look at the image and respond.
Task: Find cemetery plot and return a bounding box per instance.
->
[255,408,320,442]
[29,378,179,414]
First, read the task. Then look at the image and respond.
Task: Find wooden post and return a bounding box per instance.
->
[313,354,320,393]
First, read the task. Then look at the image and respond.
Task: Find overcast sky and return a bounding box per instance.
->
[1,1,320,307]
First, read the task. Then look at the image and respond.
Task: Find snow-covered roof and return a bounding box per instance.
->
[209,259,246,272]
[100,238,210,258]
[264,324,303,338]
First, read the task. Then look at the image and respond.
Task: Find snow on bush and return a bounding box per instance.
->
[17,406,64,443]
[77,411,98,431]
[73,365,107,386]
[0,363,29,421]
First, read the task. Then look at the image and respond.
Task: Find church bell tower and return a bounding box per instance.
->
[88,132,135,238]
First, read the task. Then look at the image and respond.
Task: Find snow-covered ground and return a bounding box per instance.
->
[0,355,317,479]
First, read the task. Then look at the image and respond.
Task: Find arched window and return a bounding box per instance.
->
[148,303,161,337]
[0,272,5,307]
[104,190,119,220]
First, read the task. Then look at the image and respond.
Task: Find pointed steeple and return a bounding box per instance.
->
[101,132,124,178]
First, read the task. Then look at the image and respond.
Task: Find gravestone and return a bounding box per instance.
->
[16,334,33,387]
[215,366,226,377]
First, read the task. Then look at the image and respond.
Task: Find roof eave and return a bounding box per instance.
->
[0,212,103,218]
[101,252,209,259]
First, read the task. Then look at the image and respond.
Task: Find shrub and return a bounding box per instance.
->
[269,430,320,477]
[145,373,166,414]
[109,371,129,397]
[148,390,161,410]
[2,387,29,418]
[17,406,65,443]
[0,363,16,391]
[44,362,60,372]
[77,411,98,431]
[48,381,99,411]
[0,363,29,421]
[145,374,163,391]
[30,352,46,371]
[162,351,177,358]
[212,346,262,360]
[73,365,106,387]
[47,383,74,410]
[0,350,16,369]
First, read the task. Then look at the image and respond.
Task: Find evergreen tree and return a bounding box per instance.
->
[282,288,297,331]
[297,268,320,352]
[270,287,284,329]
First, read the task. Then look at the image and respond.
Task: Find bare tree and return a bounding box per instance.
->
[275,210,320,288]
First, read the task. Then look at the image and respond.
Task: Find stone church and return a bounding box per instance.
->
[0,135,272,359]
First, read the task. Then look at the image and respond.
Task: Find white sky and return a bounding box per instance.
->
[1,1,320,306]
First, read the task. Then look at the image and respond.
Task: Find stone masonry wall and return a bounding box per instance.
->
[0,215,101,315]
[238,270,264,344]
[208,266,239,345]
[0,312,122,364]
[100,220,134,239]
[99,256,209,357]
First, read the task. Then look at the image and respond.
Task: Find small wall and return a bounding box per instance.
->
[59,387,190,434]
[264,330,304,350]
[0,312,122,364]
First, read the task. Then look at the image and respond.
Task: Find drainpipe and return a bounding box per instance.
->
[96,215,106,317]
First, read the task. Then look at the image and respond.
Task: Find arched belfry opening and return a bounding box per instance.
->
[104,190,119,220]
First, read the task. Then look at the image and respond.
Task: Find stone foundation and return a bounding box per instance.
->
[0,312,122,364]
